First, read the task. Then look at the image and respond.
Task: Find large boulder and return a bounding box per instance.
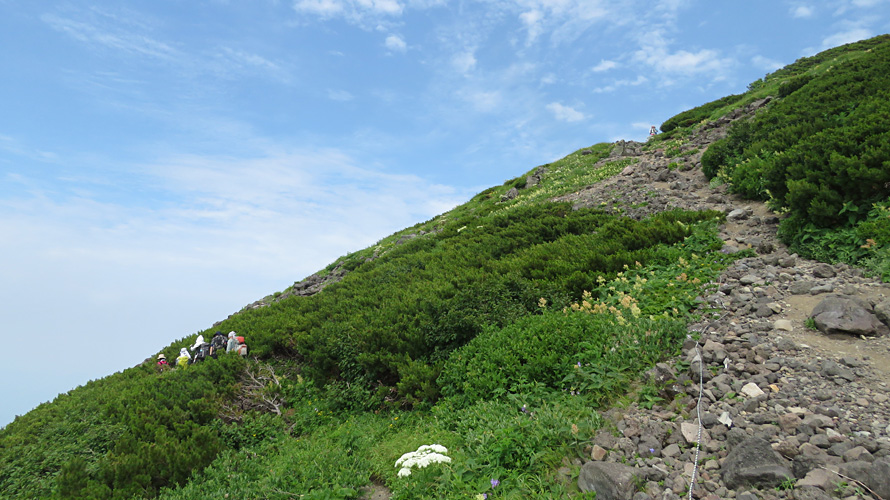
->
[840,457,890,500]
[810,296,889,337]
[577,462,639,500]
[722,437,793,489]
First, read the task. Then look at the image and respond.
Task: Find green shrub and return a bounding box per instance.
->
[700,36,890,263]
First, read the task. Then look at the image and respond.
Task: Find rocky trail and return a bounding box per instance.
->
[558,116,890,500]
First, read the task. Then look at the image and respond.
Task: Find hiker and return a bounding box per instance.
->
[191,335,211,364]
[649,125,658,137]
[176,348,191,368]
[156,353,170,371]
[236,336,248,357]
[210,331,227,358]
[226,331,239,353]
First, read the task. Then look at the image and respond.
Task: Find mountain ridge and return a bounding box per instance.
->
[2,34,889,500]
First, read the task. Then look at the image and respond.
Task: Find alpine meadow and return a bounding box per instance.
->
[2,35,890,500]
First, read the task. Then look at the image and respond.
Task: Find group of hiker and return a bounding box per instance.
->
[156,331,248,369]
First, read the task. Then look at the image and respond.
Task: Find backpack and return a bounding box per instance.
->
[194,343,211,361]
[210,335,226,353]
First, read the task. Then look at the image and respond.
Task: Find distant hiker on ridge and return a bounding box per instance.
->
[210,331,227,358]
[191,335,211,364]
[176,348,191,368]
[156,354,169,370]
[649,125,658,137]
[226,331,239,353]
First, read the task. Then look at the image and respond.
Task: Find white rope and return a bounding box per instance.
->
[686,305,729,500]
[688,340,704,500]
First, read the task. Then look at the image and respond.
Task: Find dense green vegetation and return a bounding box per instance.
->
[2,34,888,500]
[0,355,245,499]
[699,35,890,267]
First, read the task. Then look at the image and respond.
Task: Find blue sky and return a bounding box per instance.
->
[1,0,888,428]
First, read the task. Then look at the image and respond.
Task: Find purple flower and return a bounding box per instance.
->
[520,405,527,413]
[491,478,500,489]
[577,361,582,368]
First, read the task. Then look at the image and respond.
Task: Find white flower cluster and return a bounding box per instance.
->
[395,444,451,477]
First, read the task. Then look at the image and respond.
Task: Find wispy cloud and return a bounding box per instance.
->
[592,75,648,93]
[327,89,355,101]
[631,26,733,83]
[515,1,612,46]
[791,5,815,18]
[0,134,59,163]
[452,50,477,75]
[293,0,405,26]
[385,34,408,53]
[43,6,292,86]
[42,11,180,61]
[821,26,872,48]
[546,102,586,122]
[751,55,785,71]
[457,88,501,112]
[592,59,618,72]
[4,146,464,282]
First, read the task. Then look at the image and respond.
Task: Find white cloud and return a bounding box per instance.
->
[385,34,407,52]
[751,55,784,71]
[821,27,872,48]
[293,0,404,23]
[546,102,585,122]
[327,89,355,101]
[634,37,731,78]
[519,9,545,45]
[791,5,815,18]
[452,50,477,75]
[592,59,618,72]
[293,0,346,17]
[516,1,612,46]
[592,75,648,93]
[42,12,180,61]
[458,89,501,112]
[0,134,59,162]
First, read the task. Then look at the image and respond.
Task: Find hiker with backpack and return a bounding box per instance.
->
[156,353,169,369]
[191,335,212,364]
[176,348,191,368]
[226,331,239,353]
[210,331,227,358]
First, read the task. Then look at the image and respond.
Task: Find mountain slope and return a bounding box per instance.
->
[1,34,889,500]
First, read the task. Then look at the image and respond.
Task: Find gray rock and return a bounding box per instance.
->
[728,209,749,221]
[874,299,890,326]
[500,187,519,201]
[812,263,836,278]
[722,437,793,489]
[810,284,835,294]
[578,462,641,500]
[810,296,889,337]
[789,281,815,295]
[839,457,890,500]
[791,486,834,500]
[819,360,855,380]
